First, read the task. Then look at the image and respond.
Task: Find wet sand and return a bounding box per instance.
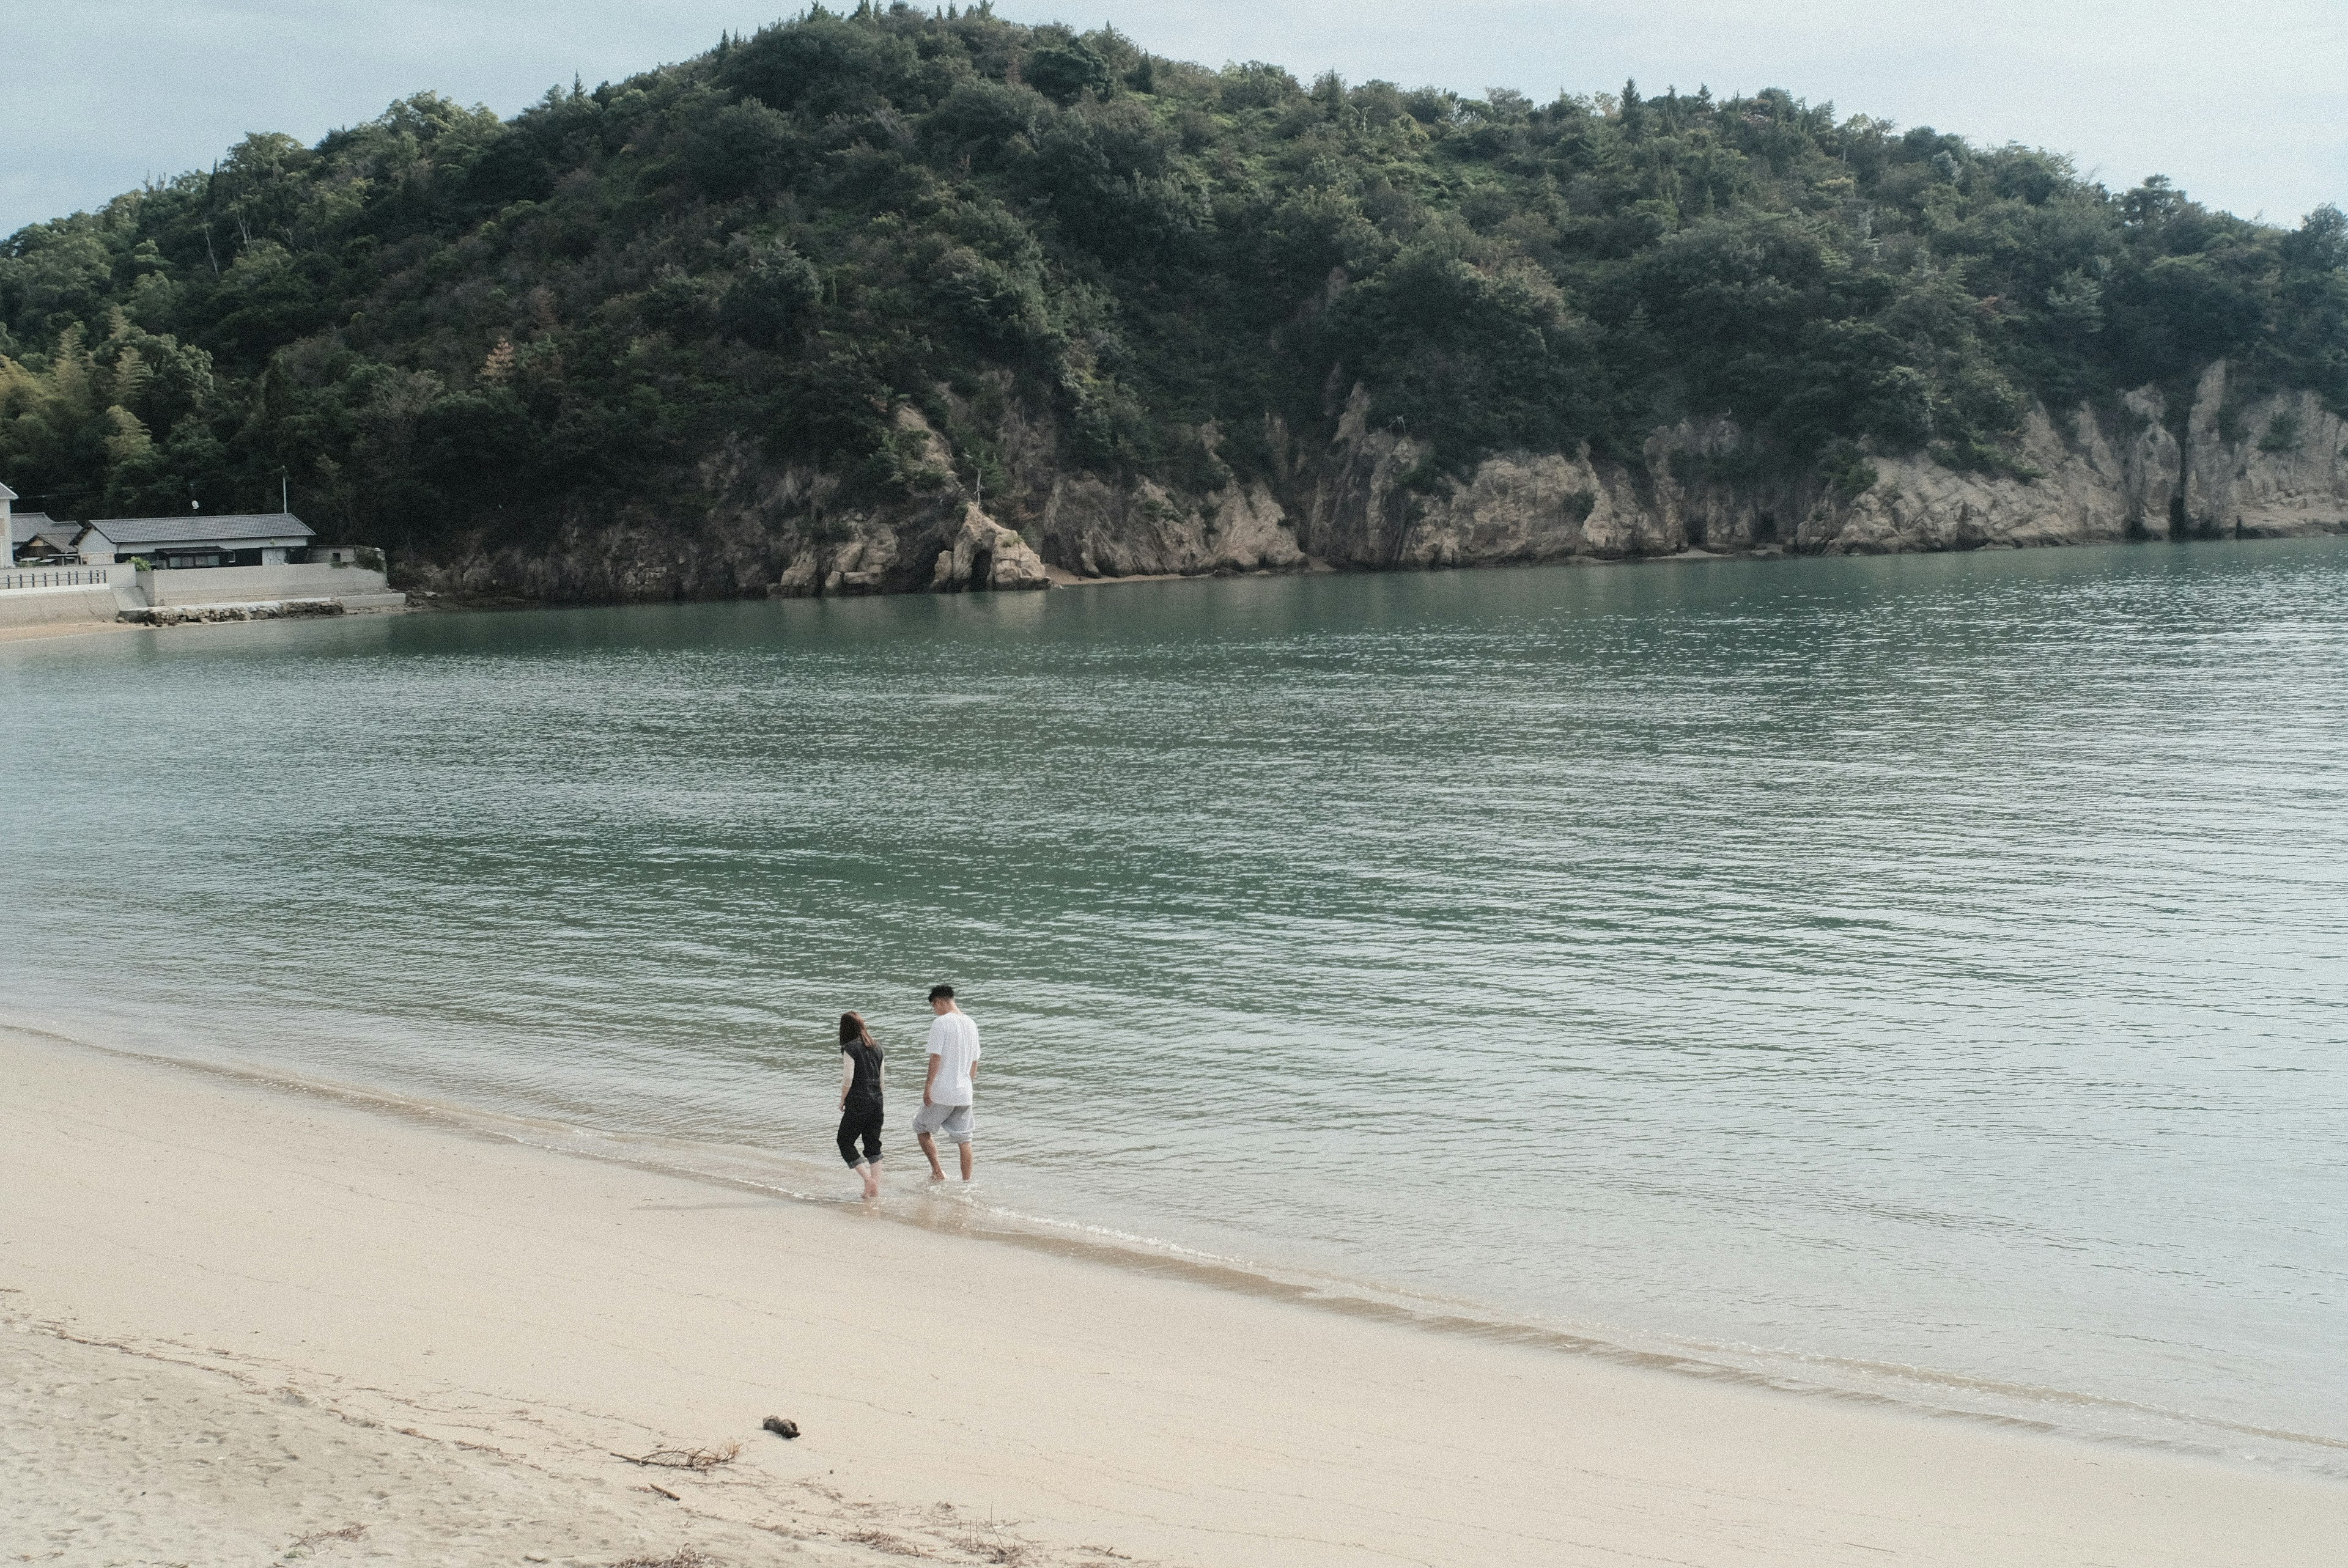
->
[0,618,143,644]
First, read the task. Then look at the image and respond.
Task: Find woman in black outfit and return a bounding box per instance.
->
[836,1011,886,1198]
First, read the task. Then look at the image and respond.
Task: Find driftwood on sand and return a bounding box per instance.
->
[610,1441,740,1470]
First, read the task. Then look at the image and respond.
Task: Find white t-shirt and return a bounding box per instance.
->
[926,1010,981,1106]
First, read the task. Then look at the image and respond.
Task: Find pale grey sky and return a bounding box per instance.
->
[4,1,2341,237]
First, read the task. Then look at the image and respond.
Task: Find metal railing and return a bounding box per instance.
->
[0,565,113,592]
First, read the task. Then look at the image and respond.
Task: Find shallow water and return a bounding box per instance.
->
[5,540,2345,1472]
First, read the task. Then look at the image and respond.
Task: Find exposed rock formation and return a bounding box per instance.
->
[2182,368,2348,539]
[774,528,900,598]
[124,600,347,625]
[396,363,2346,605]
[769,504,1047,600]
[1037,475,1306,578]
[928,502,1050,592]
[1294,374,2346,567]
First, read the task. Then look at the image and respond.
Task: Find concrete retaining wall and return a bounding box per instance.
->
[141,563,393,606]
[0,584,123,629]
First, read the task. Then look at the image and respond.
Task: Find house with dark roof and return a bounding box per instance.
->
[10,512,86,562]
[80,513,316,568]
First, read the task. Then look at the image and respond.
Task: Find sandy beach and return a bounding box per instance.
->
[0,619,145,645]
[3,1026,2342,1568]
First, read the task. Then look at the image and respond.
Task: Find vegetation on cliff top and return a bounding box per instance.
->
[2,4,2344,565]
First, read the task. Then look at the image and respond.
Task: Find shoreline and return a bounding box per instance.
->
[387,528,2345,616]
[0,617,147,645]
[6,1024,2342,1567]
[98,1028,2332,1478]
[0,602,410,645]
[0,531,2304,633]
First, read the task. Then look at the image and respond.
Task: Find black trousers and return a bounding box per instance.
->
[836,1101,883,1166]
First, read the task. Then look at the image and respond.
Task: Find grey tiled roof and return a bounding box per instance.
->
[84,513,316,547]
[10,511,68,546]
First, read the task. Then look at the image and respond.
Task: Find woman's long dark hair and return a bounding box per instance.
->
[838,1011,876,1049]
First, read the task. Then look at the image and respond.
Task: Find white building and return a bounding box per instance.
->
[79,513,316,567]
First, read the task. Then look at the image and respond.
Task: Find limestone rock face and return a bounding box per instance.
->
[929,504,1050,592]
[2183,367,2348,538]
[1299,391,1679,566]
[1038,476,1306,578]
[772,529,906,598]
[1800,373,2346,552]
[1291,374,2346,568]
[772,548,819,598]
[825,531,901,595]
[1800,401,2161,554]
[395,361,2346,606]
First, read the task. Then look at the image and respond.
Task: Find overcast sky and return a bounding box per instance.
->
[5,1,2342,237]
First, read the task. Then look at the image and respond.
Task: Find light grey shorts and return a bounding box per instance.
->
[912,1102,975,1144]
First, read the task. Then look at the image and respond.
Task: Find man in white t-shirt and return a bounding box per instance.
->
[912,983,981,1182]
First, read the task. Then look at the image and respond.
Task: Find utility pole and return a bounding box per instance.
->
[281,467,289,514]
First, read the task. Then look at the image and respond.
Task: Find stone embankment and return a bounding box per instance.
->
[122,600,350,626]
[395,360,2346,605]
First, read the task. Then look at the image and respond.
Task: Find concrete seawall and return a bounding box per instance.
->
[1,561,406,633]
[141,562,396,607]
[0,584,122,630]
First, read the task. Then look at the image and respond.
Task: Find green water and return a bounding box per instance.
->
[4,540,2344,1471]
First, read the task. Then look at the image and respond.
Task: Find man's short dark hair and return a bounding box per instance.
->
[929,984,954,1001]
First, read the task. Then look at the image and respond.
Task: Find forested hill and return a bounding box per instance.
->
[2,4,2344,588]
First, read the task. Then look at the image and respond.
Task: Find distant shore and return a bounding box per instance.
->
[5,1025,2341,1567]
[420,528,2348,614]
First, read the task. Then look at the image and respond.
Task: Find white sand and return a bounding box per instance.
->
[1,1326,934,1567]
[4,1028,2341,1567]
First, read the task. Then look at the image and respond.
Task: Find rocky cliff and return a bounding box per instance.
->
[1298,365,2347,568]
[399,363,2347,604]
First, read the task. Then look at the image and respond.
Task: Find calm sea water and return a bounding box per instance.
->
[5,541,2345,1471]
